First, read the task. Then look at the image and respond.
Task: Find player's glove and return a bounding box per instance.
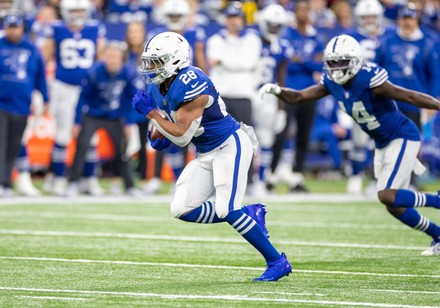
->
[259,83,282,100]
[147,130,171,151]
[132,90,155,116]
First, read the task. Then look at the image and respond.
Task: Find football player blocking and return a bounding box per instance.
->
[261,34,440,256]
[133,32,292,281]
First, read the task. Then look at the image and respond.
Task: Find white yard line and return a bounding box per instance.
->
[18,295,89,301]
[252,291,327,297]
[0,193,378,206]
[0,229,425,250]
[1,256,439,278]
[0,287,437,308]
[0,211,405,230]
[371,290,440,295]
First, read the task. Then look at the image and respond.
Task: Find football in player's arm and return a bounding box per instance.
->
[132,32,292,281]
[261,34,440,256]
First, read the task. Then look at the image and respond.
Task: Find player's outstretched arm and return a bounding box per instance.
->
[373,81,440,110]
[260,83,329,105]
[148,95,208,147]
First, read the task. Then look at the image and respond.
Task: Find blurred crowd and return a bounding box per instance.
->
[0,0,439,197]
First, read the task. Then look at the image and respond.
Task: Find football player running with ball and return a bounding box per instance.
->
[132,32,292,281]
[260,34,440,256]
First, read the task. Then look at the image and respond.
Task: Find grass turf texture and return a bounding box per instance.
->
[1,192,440,306]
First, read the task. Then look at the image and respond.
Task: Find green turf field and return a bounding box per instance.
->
[0,195,440,307]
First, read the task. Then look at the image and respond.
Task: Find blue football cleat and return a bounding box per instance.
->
[245,203,269,238]
[253,252,292,282]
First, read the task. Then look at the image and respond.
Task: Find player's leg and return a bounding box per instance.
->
[291,102,317,192]
[66,115,99,196]
[46,81,80,195]
[213,128,291,281]
[347,123,369,194]
[167,143,185,179]
[78,132,103,196]
[252,93,282,196]
[375,139,440,255]
[5,113,27,194]
[142,147,164,195]
[104,119,137,194]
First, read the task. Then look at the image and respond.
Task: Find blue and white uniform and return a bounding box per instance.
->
[321,62,423,190]
[254,37,292,148]
[46,20,105,145]
[149,65,258,219]
[349,26,395,62]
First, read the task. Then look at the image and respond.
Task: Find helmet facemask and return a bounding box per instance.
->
[140,54,173,85]
[323,35,364,85]
[324,58,358,85]
[140,32,191,85]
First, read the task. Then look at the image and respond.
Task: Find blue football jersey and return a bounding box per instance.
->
[321,62,420,149]
[258,37,293,87]
[349,26,395,62]
[149,65,239,153]
[47,20,106,85]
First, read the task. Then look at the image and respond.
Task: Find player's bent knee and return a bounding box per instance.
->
[377,189,395,207]
[215,207,229,220]
[170,199,185,219]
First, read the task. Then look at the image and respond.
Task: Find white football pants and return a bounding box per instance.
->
[171,126,257,219]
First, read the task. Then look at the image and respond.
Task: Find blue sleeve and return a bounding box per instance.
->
[124,68,144,124]
[428,41,440,98]
[75,73,93,124]
[34,48,49,103]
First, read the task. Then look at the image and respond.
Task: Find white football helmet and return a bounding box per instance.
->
[258,4,288,42]
[162,0,190,32]
[323,35,364,85]
[354,0,384,34]
[60,0,92,27]
[140,32,191,85]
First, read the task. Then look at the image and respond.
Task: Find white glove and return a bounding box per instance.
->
[259,83,281,100]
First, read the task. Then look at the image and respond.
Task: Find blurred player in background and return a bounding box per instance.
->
[41,0,106,196]
[270,0,324,193]
[124,20,151,194]
[206,1,262,193]
[252,3,291,196]
[260,34,440,256]
[133,32,292,281]
[0,10,49,197]
[345,0,393,194]
[66,41,139,196]
[376,4,440,190]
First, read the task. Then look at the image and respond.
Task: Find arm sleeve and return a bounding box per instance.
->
[75,73,93,124]
[428,41,440,98]
[34,48,49,103]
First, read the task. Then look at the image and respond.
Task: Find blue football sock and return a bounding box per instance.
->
[83,146,99,177]
[259,147,272,181]
[15,145,29,173]
[178,201,224,224]
[225,209,281,263]
[167,145,185,179]
[398,208,440,241]
[349,147,366,175]
[52,144,67,177]
[394,189,440,209]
